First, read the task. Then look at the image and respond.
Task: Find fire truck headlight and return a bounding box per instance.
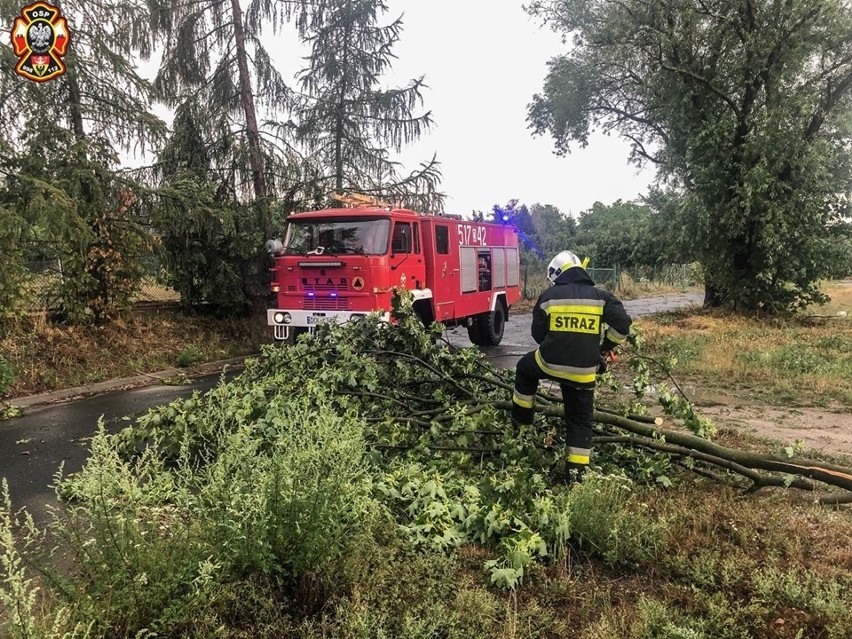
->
[273,312,291,324]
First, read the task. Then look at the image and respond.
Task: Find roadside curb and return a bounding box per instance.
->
[5,355,256,411]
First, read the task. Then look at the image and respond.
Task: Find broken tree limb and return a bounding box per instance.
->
[490,401,852,497]
[589,409,852,493]
[592,435,819,492]
[327,347,852,503]
[595,407,664,425]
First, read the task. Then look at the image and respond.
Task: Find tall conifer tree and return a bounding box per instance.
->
[292,0,444,211]
[0,0,166,321]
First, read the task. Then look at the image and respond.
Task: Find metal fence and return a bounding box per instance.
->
[587,267,618,290]
[521,262,620,299]
[21,257,180,311]
[521,262,698,300]
[20,255,699,310]
[20,259,64,310]
[621,263,702,288]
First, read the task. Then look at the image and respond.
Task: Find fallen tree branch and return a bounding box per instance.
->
[593,435,819,492]
[489,401,852,496]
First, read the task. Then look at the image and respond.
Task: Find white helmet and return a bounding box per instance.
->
[547,250,583,283]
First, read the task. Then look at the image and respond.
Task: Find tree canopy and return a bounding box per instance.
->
[527,0,852,312]
[574,200,657,270]
[0,0,443,320]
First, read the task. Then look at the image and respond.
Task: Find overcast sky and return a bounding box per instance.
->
[324,0,658,217]
[115,0,657,218]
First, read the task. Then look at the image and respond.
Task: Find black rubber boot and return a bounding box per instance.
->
[564,462,587,483]
[550,459,587,484]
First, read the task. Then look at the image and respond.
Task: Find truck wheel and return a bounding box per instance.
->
[480,303,506,346]
[469,304,506,346]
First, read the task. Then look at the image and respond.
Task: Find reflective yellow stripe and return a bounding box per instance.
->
[544,304,604,316]
[540,298,604,311]
[534,351,597,384]
[567,453,590,464]
[606,326,627,343]
[512,392,534,408]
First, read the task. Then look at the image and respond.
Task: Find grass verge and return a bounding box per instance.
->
[636,281,852,408]
[0,307,269,399]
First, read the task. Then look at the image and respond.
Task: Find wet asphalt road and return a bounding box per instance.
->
[1,292,702,522]
[2,375,234,523]
[446,290,704,368]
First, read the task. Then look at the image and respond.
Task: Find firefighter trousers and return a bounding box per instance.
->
[512,350,595,480]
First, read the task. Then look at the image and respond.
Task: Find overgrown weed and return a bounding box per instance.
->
[639,289,852,407]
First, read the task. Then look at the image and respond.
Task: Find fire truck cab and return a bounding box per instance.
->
[266,195,522,346]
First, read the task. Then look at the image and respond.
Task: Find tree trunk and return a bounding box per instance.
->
[334,108,344,191]
[703,272,723,308]
[64,56,86,141]
[703,281,722,307]
[332,20,353,193]
[230,0,269,235]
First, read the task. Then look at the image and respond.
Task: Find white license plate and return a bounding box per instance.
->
[306,315,330,325]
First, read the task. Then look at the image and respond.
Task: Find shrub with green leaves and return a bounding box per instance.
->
[98,290,684,589]
[1,290,717,636]
[1,397,374,637]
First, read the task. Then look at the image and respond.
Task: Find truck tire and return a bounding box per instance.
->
[469,303,506,346]
[480,303,506,346]
[467,318,483,345]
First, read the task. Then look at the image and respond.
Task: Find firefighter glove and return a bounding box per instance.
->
[601,337,618,353]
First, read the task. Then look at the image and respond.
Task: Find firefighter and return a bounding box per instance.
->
[512,250,632,482]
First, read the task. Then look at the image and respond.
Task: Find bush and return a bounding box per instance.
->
[0,397,379,637]
[0,355,15,397]
[196,399,376,578]
[176,344,202,367]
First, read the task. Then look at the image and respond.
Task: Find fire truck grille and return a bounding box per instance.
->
[303,297,350,311]
[311,281,348,290]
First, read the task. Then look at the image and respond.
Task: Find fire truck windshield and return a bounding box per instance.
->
[284,218,391,255]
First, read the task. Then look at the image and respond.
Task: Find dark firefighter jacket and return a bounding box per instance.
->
[531,267,632,388]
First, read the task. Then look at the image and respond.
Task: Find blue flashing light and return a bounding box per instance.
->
[501,214,510,222]
[308,291,315,297]
[330,292,337,297]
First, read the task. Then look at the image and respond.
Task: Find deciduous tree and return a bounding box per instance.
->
[529,203,577,259]
[527,0,852,312]
[574,200,657,270]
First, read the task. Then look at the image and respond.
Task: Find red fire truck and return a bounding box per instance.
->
[265,193,522,345]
